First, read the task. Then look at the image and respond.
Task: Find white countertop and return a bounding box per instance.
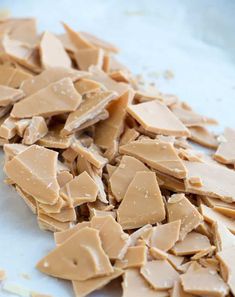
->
[0,0,235,296]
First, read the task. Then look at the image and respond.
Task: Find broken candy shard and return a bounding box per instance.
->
[23,116,48,145]
[117,171,165,230]
[180,265,229,297]
[75,48,104,71]
[21,67,89,96]
[189,126,219,149]
[119,139,187,179]
[11,77,82,118]
[4,145,59,205]
[36,227,113,281]
[127,100,190,137]
[214,127,235,165]
[40,31,71,69]
[0,85,24,107]
[115,245,147,269]
[62,90,117,135]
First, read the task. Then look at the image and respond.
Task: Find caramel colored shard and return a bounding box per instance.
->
[149,247,168,260]
[23,116,48,145]
[180,265,229,297]
[171,231,211,256]
[38,197,65,214]
[200,204,235,234]
[117,171,165,229]
[0,116,17,139]
[190,245,215,260]
[4,145,59,205]
[122,268,168,297]
[72,141,107,169]
[115,246,147,268]
[37,213,70,232]
[0,64,32,88]
[167,254,185,272]
[54,222,90,245]
[156,171,186,192]
[72,267,123,297]
[184,160,235,203]
[110,70,130,83]
[75,48,104,71]
[189,126,219,149]
[95,90,133,149]
[62,90,117,135]
[0,85,24,106]
[90,215,129,260]
[127,100,190,137]
[109,155,149,202]
[16,185,37,214]
[216,246,235,295]
[39,206,76,223]
[120,139,187,179]
[214,128,235,165]
[40,31,71,69]
[60,171,98,207]
[3,143,28,161]
[37,124,72,149]
[213,222,235,252]
[150,221,181,251]
[15,119,30,137]
[171,103,217,127]
[170,280,194,297]
[120,127,140,145]
[36,227,113,281]
[63,23,94,50]
[140,260,179,290]
[0,269,6,281]
[12,77,82,118]
[74,78,104,96]
[202,196,235,218]
[57,171,73,188]
[167,194,203,240]
[21,67,88,96]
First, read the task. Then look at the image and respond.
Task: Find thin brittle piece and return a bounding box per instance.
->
[214,127,235,165]
[115,246,147,269]
[23,116,48,145]
[0,85,24,107]
[75,48,104,71]
[188,126,219,149]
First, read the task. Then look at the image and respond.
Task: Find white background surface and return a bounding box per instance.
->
[0,0,235,296]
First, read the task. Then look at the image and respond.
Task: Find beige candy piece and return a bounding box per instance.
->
[167,254,185,272]
[89,65,129,96]
[180,265,229,297]
[189,126,218,149]
[37,125,72,149]
[15,119,31,137]
[0,64,31,88]
[213,222,235,252]
[54,222,91,245]
[16,185,37,214]
[3,143,28,161]
[216,246,235,295]
[60,171,98,207]
[0,117,17,139]
[184,160,235,203]
[74,78,104,96]
[127,100,190,137]
[200,204,235,234]
[167,193,203,240]
[110,70,130,83]
[40,31,71,69]
[63,22,94,50]
[95,90,133,149]
[120,128,140,145]
[149,247,168,260]
[90,215,129,260]
[37,213,70,232]
[171,231,211,256]
[171,103,217,127]
[21,67,88,96]
[57,171,73,188]
[0,85,24,107]
[190,245,215,260]
[12,77,82,118]
[156,172,186,192]
[117,171,165,230]
[150,220,181,251]
[75,109,109,131]
[75,48,104,71]
[115,246,147,268]
[39,206,76,223]
[72,141,107,169]
[120,139,187,179]
[80,31,119,53]
[140,260,179,290]
[214,127,235,165]
[4,145,59,205]
[170,280,195,297]
[38,197,65,214]
[23,116,48,145]
[72,267,123,297]
[36,227,113,281]
[62,90,117,135]
[202,196,235,218]
[109,155,150,202]
[122,268,168,297]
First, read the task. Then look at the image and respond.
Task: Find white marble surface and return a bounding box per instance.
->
[0,0,235,296]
